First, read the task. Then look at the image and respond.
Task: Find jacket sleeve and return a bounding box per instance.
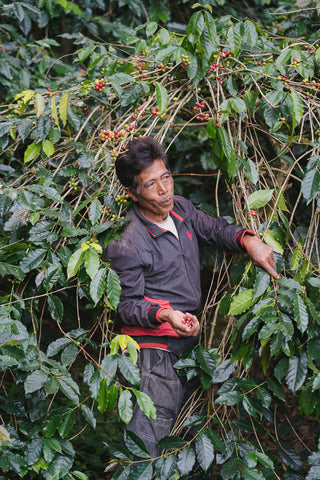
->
[106,238,165,328]
[179,197,254,251]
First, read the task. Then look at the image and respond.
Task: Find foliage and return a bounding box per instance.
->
[0,0,320,479]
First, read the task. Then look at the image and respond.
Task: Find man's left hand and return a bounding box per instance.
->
[242,234,280,279]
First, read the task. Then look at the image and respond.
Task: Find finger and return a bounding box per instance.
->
[264,264,280,279]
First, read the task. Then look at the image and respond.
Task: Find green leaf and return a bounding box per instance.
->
[155,456,176,480]
[124,430,150,458]
[247,189,274,209]
[242,19,258,47]
[275,49,292,75]
[263,230,284,255]
[301,168,320,205]
[89,199,102,225]
[216,126,237,178]
[118,390,133,424]
[291,89,304,130]
[85,248,100,280]
[42,139,55,157]
[228,289,253,315]
[35,92,45,117]
[277,442,303,471]
[253,269,270,300]
[107,268,121,310]
[59,92,69,126]
[26,438,44,466]
[290,245,303,270]
[227,25,241,54]
[47,295,64,322]
[20,248,46,273]
[59,375,80,404]
[186,11,204,44]
[81,405,96,429]
[212,359,237,383]
[58,410,76,437]
[195,432,214,471]
[126,462,153,479]
[155,82,169,115]
[177,446,196,476]
[294,294,309,334]
[242,467,266,480]
[24,142,41,163]
[230,97,246,113]
[90,267,107,305]
[101,353,119,386]
[25,370,48,394]
[67,248,84,279]
[132,389,156,420]
[118,355,140,386]
[247,451,274,469]
[51,95,60,128]
[97,376,109,414]
[195,346,219,376]
[158,435,186,449]
[285,352,307,393]
[72,471,89,480]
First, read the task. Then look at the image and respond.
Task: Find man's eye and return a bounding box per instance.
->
[145,182,155,190]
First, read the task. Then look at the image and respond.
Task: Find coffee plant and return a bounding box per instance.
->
[0,1,320,479]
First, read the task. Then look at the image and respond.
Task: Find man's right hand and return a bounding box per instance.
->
[159,309,200,337]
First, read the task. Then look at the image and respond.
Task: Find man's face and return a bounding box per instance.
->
[126,159,174,222]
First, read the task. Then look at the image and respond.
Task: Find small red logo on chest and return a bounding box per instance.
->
[187,230,193,240]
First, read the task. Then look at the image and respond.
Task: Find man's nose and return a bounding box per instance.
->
[157,180,168,194]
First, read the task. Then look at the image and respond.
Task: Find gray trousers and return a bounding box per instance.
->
[127,348,196,458]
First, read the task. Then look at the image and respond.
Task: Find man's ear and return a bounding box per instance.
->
[124,187,138,202]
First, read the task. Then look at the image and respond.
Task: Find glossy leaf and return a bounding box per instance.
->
[90,267,107,305]
[155,82,168,114]
[118,390,133,424]
[124,430,150,458]
[24,370,48,394]
[247,189,274,209]
[285,352,308,393]
[126,462,153,479]
[177,446,196,476]
[132,389,156,420]
[107,268,121,310]
[301,168,320,205]
[67,248,84,279]
[20,248,46,273]
[118,355,140,386]
[212,359,237,383]
[47,295,64,322]
[24,142,41,163]
[291,89,304,129]
[195,431,214,471]
[228,289,253,315]
[294,294,309,334]
[85,248,100,280]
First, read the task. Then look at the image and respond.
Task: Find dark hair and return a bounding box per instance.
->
[115,136,169,192]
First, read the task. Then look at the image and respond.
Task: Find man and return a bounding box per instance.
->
[107,136,279,457]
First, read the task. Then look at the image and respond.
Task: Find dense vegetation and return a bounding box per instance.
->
[0,1,320,479]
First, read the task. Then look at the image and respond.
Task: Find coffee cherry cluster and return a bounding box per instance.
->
[94,78,106,92]
[182,316,194,329]
[81,104,90,115]
[115,193,129,205]
[196,113,210,122]
[68,177,79,191]
[181,54,191,66]
[99,129,126,142]
[193,101,205,111]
